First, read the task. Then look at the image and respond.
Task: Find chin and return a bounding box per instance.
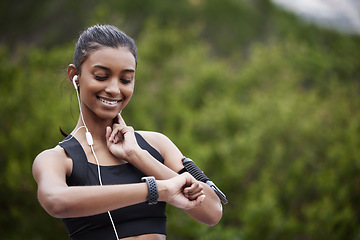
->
[97,111,120,121]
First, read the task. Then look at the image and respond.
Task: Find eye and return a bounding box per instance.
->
[94,75,108,81]
[121,79,132,84]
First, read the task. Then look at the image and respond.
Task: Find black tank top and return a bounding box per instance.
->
[59,132,167,240]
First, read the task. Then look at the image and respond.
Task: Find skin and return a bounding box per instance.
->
[33,46,222,240]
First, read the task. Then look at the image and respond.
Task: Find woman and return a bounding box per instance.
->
[32,24,222,240]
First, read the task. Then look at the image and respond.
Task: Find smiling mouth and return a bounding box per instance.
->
[99,97,121,105]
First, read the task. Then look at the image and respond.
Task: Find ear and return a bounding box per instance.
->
[67,64,79,86]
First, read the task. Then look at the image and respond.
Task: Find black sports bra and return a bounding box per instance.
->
[59,132,167,240]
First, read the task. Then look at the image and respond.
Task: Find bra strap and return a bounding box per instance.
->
[135,132,164,163]
[59,135,88,186]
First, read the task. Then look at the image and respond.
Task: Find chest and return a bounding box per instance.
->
[81,143,127,166]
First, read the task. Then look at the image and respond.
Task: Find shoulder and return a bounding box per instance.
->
[136,131,178,154]
[33,145,72,182]
[136,131,171,145]
[136,131,184,172]
[34,145,68,164]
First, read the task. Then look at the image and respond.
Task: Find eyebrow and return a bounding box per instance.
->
[93,65,135,73]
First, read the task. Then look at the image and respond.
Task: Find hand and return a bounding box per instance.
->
[106,114,141,161]
[183,179,204,201]
[158,173,205,210]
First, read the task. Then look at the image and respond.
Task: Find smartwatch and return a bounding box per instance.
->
[141,176,159,205]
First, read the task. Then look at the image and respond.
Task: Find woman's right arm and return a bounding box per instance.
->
[32,147,204,219]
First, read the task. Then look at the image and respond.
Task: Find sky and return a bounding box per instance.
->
[271,0,360,34]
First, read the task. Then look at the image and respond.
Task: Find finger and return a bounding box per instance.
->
[117,113,127,127]
[106,126,112,142]
[109,125,123,143]
[184,181,202,194]
[184,195,206,210]
[106,126,120,145]
[184,187,203,198]
[181,172,198,187]
[185,190,204,201]
[113,132,120,144]
[184,182,203,198]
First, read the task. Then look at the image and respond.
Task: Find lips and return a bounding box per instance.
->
[98,97,121,105]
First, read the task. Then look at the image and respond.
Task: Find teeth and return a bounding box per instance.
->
[99,98,119,105]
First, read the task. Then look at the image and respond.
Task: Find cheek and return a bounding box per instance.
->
[123,85,134,98]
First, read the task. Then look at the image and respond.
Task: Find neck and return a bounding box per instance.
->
[73,110,114,145]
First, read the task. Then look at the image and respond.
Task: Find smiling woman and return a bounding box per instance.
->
[32,24,223,240]
[68,46,136,120]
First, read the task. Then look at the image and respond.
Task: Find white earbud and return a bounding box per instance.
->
[72,75,78,90]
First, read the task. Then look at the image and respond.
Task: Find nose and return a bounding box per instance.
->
[105,78,121,96]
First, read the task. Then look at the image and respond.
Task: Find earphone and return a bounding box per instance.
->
[72,75,78,90]
[72,75,93,146]
[69,74,119,239]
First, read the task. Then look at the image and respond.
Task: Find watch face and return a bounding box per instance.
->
[211,185,228,204]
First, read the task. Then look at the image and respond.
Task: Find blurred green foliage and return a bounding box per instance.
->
[1,0,360,239]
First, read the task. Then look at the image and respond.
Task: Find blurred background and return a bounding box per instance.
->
[1,0,359,239]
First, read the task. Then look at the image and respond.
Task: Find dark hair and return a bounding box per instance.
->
[73,24,137,73]
[61,25,137,137]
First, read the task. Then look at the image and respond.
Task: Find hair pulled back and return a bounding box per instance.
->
[73,24,137,73]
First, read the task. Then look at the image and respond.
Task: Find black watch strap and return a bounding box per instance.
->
[141,176,159,205]
[178,167,187,174]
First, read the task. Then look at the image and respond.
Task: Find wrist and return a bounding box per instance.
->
[156,180,168,202]
[126,147,146,163]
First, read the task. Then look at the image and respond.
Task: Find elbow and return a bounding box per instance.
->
[208,216,222,226]
[204,206,223,226]
[47,204,68,219]
[202,193,224,226]
[191,202,223,226]
[39,192,70,218]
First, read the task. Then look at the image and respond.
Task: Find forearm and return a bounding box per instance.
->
[39,183,148,218]
[184,182,223,225]
[129,148,178,179]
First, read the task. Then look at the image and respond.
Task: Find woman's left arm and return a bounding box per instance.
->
[130,131,223,226]
[107,116,223,225]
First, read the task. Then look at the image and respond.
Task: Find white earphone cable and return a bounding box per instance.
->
[74,85,120,240]
[89,144,119,240]
[58,126,85,144]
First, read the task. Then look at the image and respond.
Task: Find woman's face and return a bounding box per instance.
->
[78,46,136,120]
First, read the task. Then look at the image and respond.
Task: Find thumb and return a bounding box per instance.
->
[105,126,112,143]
